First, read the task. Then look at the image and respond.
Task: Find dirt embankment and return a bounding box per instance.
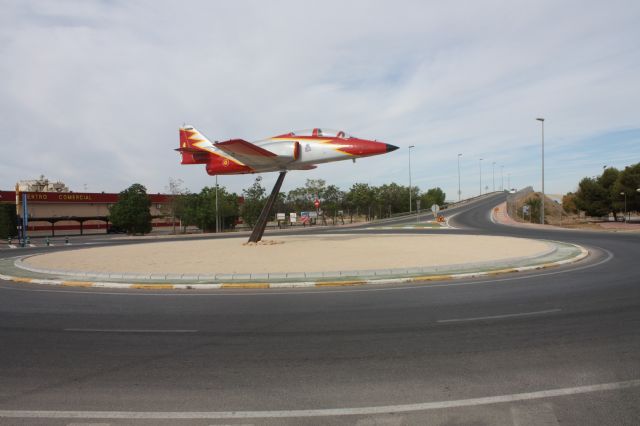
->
[509,191,640,231]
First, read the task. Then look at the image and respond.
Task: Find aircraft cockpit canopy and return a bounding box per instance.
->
[282,128,353,139]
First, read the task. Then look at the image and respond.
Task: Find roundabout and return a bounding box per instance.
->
[6,233,587,289]
[0,193,638,425]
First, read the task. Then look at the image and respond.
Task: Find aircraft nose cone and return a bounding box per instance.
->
[385,143,399,153]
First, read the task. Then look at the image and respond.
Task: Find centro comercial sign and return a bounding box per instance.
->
[22,192,118,203]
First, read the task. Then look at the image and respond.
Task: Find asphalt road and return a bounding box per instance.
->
[0,193,638,425]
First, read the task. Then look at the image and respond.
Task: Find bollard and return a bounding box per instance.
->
[7,237,11,246]
[26,237,30,246]
[46,237,50,246]
[65,236,69,245]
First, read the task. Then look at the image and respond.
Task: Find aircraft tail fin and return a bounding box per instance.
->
[177,125,215,164]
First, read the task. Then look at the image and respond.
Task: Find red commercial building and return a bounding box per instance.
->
[0,190,175,236]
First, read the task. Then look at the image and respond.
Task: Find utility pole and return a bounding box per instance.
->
[479,158,483,196]
[537,118,545,224]
[408,145,415,212]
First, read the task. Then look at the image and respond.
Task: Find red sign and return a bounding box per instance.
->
[0,191,15,203]
[314,199,320,208]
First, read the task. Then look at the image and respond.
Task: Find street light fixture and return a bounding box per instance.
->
[536,118,545,224]
[492,161,496,192]
[479,158,483,196]
[408,145,415,213]
[457,153,462,202]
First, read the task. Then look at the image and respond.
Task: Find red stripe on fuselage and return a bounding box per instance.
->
[281,136,388,157]
[206,155,253,175]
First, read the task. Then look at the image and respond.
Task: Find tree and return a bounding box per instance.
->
[420,187,446,211]
[323,184,345,224]
[286,186,314,213]
[304,179,327,201]
[109,183,152,234]
[345,183,376,220]
[526,195,542,223]
[164,177,188,234]
[195,186,240,232]
[242,177,266,227]
[175,193,199,232]
[599,167,621,220]
[574,177,610,217]
[562,192,578,214]
[0,204,18,239]
[614,163,640,213]
[375,183,409,217]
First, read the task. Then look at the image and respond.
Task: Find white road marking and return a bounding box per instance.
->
[0,379,637,419]
[511,402,559,426]
[64,328,197,333]
[208,424,254,426]
[67,423,111,426]
[437,309,561,323]
[355,415,404,425]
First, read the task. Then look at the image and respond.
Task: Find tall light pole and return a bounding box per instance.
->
[479,158,483,196]
[621,192,626,222]
[408,145,415,213]
[536,118,545,224]
[492,161,496,192]
[215,175,219,233]
[457,153,462,202]
[500,165,504,191]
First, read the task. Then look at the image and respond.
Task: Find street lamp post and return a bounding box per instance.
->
[621,192,627,222]
[536,118,545,224]
[457,153,462,202]
[479,158,483,196]
[215,175,219,233]
[492,161,496,192]
[408,145,415,213]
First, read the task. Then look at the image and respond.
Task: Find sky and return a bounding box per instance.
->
[1,0,639,201]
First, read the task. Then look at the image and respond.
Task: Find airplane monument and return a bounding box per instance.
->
[177,126,398,242]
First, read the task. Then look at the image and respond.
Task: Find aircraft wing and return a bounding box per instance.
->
[214,139,280,169]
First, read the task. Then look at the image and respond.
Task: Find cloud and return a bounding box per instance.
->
[1,0,639,199]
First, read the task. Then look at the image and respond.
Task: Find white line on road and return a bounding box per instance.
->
[0,379,638,420]
[437,309,561,323]
[63,329,198,333]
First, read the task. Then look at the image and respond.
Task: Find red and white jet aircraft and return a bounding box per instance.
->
[177,126,398,175]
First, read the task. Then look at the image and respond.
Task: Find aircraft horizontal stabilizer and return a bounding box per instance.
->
[214,139,280,169]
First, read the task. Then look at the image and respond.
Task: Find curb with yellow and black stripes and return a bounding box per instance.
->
[0,245,588,290]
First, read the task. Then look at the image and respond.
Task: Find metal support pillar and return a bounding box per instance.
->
[248,171,287,243]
